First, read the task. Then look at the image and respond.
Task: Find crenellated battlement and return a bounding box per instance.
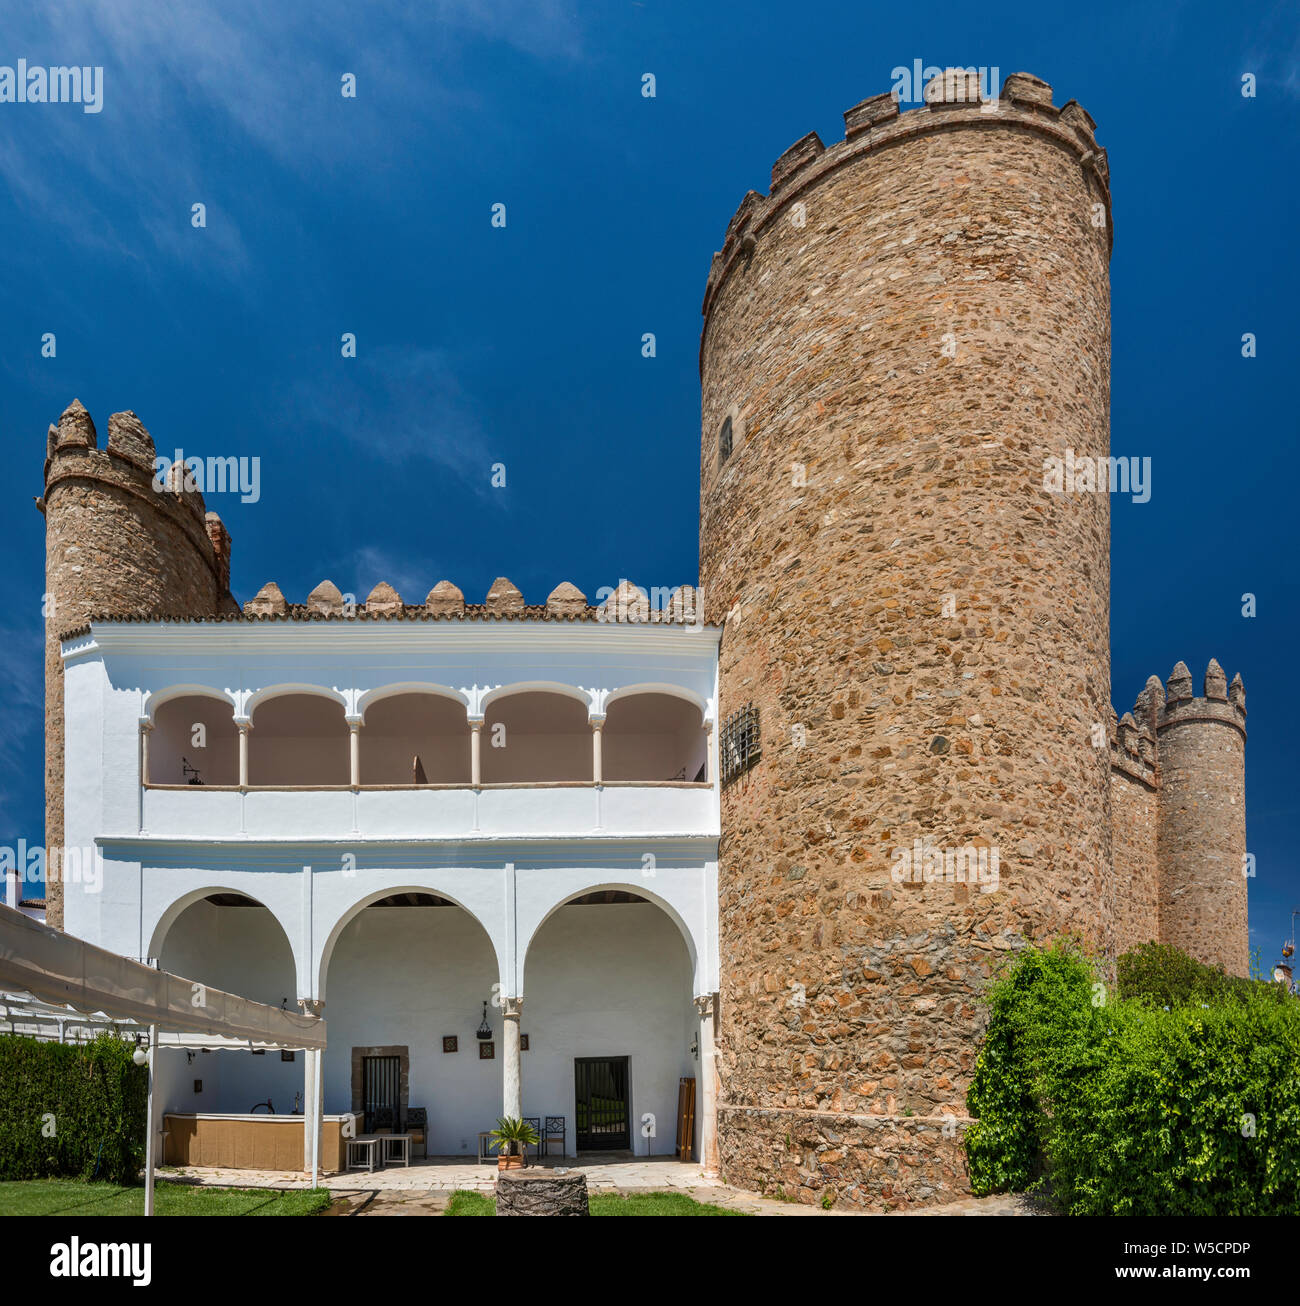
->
[700,69,1112,337]
[42,400,232,595]
[1108,659,1249,978]
[57,577,705,641]
[1107,706,1156,789]
[1156,658,1247,736]
[1110,659,1246,785]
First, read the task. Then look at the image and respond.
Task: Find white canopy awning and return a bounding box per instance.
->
[0,990,323,1053]
[0,903,325,1050]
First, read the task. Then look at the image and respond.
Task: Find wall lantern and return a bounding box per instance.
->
[132,1034,149,1067]
[476,1001,493,1041]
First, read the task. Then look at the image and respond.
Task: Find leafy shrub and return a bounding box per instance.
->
[965,942,1300,1214]
[0,1032,147,1183]
[1117,940,1282,1008]
[965,940,1104,1195]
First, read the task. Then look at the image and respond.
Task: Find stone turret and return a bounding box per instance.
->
[40,401,235,927]
[1155,659,1248,975]
[698,71,1113,1206]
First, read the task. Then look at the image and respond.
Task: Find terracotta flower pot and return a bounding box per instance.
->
[498,1152,525,1171]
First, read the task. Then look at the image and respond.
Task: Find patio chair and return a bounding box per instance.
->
[406,1107,428,1159]
[542,1115,566,1158]
[523,1116,541,1164]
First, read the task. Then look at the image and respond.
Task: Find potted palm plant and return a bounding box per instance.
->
[490,1116,539,1170]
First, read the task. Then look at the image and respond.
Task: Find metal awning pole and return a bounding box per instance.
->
[144,1023,157,1217]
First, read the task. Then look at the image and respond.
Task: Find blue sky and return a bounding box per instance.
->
[0,0,1295,968]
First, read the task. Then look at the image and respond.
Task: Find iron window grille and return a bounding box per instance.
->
[720,702,761,787]
[719,416,733,465]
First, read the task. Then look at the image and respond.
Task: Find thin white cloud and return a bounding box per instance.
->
[283,344,503,499]
[0,0,586,278]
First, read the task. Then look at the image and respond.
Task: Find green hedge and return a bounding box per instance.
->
[1117,940,1283,1007]
[0,1033,147,1183]
[965,941,1300,1214]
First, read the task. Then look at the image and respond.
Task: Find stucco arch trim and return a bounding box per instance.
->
[519,881,702,994]
[145,884,301,980]
[314,885,504,1002]
[355,682,471,720]
[479,681,594,714]
[603,683,710,724]
[142,684,238,723]
[245,683,350,718]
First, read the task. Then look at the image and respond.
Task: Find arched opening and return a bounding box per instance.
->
[320,892,500,1156]
[481,691,591,784]
[359,693,470,785]
[248,693,349,787]
[154,892,300,1117]
[522,890,697,1158]
[602,692,708,782]
[150,694,239,786]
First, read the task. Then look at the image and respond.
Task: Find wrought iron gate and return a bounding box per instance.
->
[361,1054,400,1134]
[575,1056,630,1151]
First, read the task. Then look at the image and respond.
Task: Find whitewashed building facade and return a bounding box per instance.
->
[57,588,721,1164]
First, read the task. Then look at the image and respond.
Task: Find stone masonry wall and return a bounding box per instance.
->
[699,73,1113,1208]
[1109,768,1159,954]
[42,402,232,928]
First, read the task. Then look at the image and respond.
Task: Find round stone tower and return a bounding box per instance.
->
[40,400,235,927]
[698,72,1113,1206]
[1156,660,1248,976]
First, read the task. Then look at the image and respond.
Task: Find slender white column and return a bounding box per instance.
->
[469,717,484,788]
[694,993,720,1176]
[502,996,523,1120]
[346,717,362,788]
[312,1046,322,1185]
[236,719,251,788]
[704,719,714,784]
[141,720,154,786]
[297,998,324,1184]
[591,715,605,784]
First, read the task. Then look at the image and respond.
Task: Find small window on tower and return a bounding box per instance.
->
[719,416,733,465]
[720,703,761,787]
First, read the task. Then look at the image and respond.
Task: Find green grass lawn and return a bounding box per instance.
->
[445,1189,747,1216]
[0,1179,332,1217]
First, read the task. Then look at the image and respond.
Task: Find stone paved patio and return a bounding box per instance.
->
[161,1153,1042,1215]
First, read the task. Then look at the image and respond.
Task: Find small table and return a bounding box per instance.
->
[382,1133,412,1167]
[477,1131,496,1163]
[346,1135,382,1172]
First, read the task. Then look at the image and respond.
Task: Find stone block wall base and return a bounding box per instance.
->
[495,1169,589,1216]
[718,1108,972,1210]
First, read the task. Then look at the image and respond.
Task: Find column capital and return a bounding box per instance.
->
[693,993,717,1019]
[467,715,485,730]
[234,717,252,733]
[502,996,524,1018]
[589,713,607,730]
[297,998,325,1018]
[344,715,363,731]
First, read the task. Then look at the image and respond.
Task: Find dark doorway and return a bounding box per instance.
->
[575,1056,630,1151]
[361,1054,401,1133]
